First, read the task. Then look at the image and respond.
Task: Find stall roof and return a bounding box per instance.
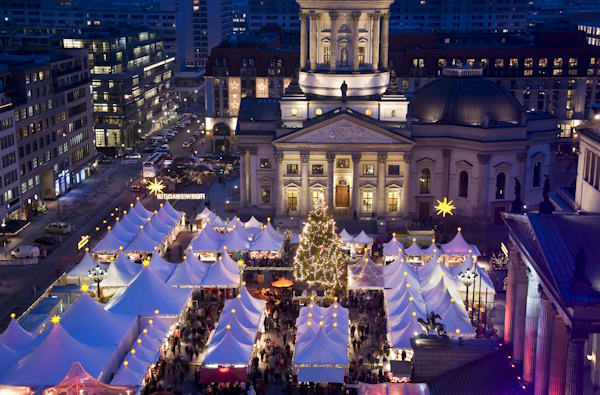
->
[67,253,107,277]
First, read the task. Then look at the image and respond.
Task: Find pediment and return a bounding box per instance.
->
[274,114,412,146]
[310,182,327,189]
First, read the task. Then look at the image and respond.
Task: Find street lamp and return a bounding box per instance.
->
[88,264,106,300]
[458,268,477,323]
[1,219,6,258]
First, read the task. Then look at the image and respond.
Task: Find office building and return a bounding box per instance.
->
[246,0,299,33]
[0,50,95,218]
[63,28,176,152]
[0,93,20,220]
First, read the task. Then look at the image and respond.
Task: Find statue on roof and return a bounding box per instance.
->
[340,80,347,103]
[284,67,304,96]
[511,177,524,213]
[538,177,554,214]
[384,69,401,95]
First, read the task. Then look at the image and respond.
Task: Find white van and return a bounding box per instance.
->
[46,222,72,234]
[11,245,40,258]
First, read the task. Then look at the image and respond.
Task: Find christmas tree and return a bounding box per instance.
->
[294,198,346,291]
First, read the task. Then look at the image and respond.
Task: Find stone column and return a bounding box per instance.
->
[300,12,308,70]
[477,154,490,219]
[352,11,361,72]
[275,152,285,216]
[329,12,338,71]
[523,272,541,384]
[380,11,389,69]
[548,315,569,395]
[517,152,527,204]
[376,152,387,217]
[534,292,555,395]
[504,241,519,344]
[352,153,361,218]
[245,149,251,206]
[326,152,335,209]
[239,148,247,207]
[565,334,586,395]
[512,257,529,363]
[371,12,380,71]
[401,153,411,217]
[442,149,451,197]
[309,11,318,71]
[300,151,310,215]
[591,333,600,389]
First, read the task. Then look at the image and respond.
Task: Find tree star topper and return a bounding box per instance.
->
[147,178,165,196]
[435,197,455,217]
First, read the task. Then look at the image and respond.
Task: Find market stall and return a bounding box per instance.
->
[382,234,404,263]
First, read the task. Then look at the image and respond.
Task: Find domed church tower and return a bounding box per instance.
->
[297,0,394,97]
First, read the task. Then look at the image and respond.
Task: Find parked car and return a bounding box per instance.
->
[34,236,57,245]
[130,184,141,192]
[142,146,155,154]
[11,245,40,258]
[125,152,141,160]
[98,155,113,164]
[182,141,191,148]
[45,222,72,234]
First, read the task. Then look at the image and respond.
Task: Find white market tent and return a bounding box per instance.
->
[101,253,141,288]
[226,217,245,231]
[383,236,404,257]
[209,215,226,229]
[239,287,267,315]
[348,256,383,290]
[132,200,153,219]
[147,253,177,282]
[0,317,36,351]
[201,252,241,288]
[265,221,285,243]
[67,253,107,278]
[249,229,283,252]
[294,326,347,366]
[167,256,210,287]
[117,215,142,234]
[421,241,438,256]
[196,207,216,222]
[338,229,354,243]
[441,228,479,256]
[189,225,223,252]
[0,322,113,387]
[111,354,148,386]
[124,227,163,253]
[92,229,127,254]
[404,241,424,256]
[105,267,192,316]
[202,329,254,366]
[111,222,137,244]
[244,216,263,229]
[221,227,250,251]
[353,230,373,245]
[161,201,184,223]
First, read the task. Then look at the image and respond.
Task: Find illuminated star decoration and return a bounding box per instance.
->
[435,197,455,217]
[147,178,165,197]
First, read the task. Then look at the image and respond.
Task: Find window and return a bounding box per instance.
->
[312,190,321,207]
[260,158,271,168]
[387,191,399,212]
[287,191,298,211]
[363,164,374,175]
[458,171,469,198]
[312,164,324,175]
[287,164,298,174]
[362,191,373,212]
[495,58,504,68]
[358,47,365,64]
[388,165,400,176]
[261,185,271,203]
[524,58,533,68]
[336,159,349,168]
[496,173,506,199]
[509,58,519,68]
[533,161,541,187]
[419,169,431,194]
[539,58,548,68]
[323,45,330,64]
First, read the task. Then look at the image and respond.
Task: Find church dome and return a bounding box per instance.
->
[407,68,524,127]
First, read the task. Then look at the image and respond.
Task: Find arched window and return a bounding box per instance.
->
[419,169,431,194]
[459,171,469,198]
[533,161,541,187]
[496,172,506,199]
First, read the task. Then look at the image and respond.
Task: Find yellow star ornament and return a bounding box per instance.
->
[435,197,455,217]
[147,178,165,196]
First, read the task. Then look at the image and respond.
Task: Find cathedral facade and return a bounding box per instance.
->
[236,0,558,224]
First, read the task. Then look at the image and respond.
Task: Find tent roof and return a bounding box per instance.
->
[238,287,267,314]
[201,253,240,288]
[132,200,153,219]
[46,361,137,395]
[92,229,126,253]
[67,253,107,277]
[105,267,192,316]
[209,215,225,228]
[290,233,300,244]
[202,329,254,366]
[265,221,285,243]
[147,254,177,282]
[149,215,173,235]
[160,201,183,221]
[249,229,283,252]
[0,318,36,351]
[294,326,347,366]
[441,229,474,255]
[244,216,263,229]
[189,226,223,251]
[61,293,136,346]
[221,227,250,251]
[338,228,353,243]
[0,323,112,387]
[353,230,372,244]
[404,241,424,256]
[166,257,209,287]
[196,207,216,221]
[110,357,147,386]
[421,242,439,256]
[387,315,423,349]
[124,227,161,253]
[101,254,141,288]
[226,217,245,230]
[383,237,404,256]
[210,315,257,346]
[297,367,345,383]
[123,209,147,227]
[116,215,140,234]
[348,257,383,290]
[111,222,137,243]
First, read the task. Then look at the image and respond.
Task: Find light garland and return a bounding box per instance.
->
[293,199,345,290]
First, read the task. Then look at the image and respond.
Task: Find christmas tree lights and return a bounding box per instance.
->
[294,198,345,290]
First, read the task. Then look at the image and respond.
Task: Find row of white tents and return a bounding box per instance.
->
[189,218,285,256]
[201,287,266,367]
[196,208,264,231]
[0,262,190,388]
[382,229,482,261]
[293,302,349,384]
[92,200,184,255]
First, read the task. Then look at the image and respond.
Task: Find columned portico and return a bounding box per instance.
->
[523,271,541,383]
[352,153,361,217]
[534,292,554,395]
[275,152,285,216]
[300,151,310,213]
[401,153,411,218]
[309,12,318,71]
[376,152,386,216]
[300,12,308,70]
[329,12,339,71]
[512,253,528,363]
[326,152,335,209]
[352,12,361,72]
[371,12,380,71]
[504,242,519,345]
[380,12,389,69]
[548,315,569,394]
[565,334,586,395]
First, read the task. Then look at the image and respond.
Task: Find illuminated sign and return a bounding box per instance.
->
[156,193,206,200]
[78,235,90,250]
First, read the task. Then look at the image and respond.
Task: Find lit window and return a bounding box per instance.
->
[496,173,506,199]
[419,169,431,194]
[261,185,271,203]
[287,191,298,211]
[312,164,324,175]
[362,191,373,212]
[362,164,374,175]
[286,164,298,174]
[387,191,399,212]
[259,158,271,168]
[336,159,350,168]
[312,190,321,207]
